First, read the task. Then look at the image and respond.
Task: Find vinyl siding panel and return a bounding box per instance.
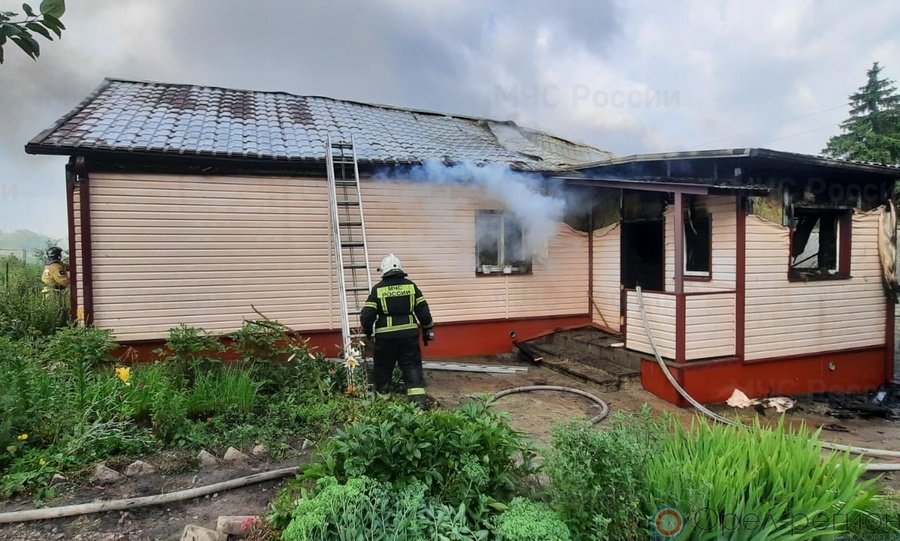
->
[665,195,737,291]
[625,290,676,359]
[744,210,887,360]
[89,173,334,340]
[685,293,735,359]
[361,181,588,323]
[592,223,620,331]
[87,174,588,341]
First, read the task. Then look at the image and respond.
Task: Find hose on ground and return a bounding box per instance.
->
[635,286,900,471]
[0,466,298,525]
[491,385,610,424]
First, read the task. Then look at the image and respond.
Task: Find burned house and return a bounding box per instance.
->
[26,79,900,404]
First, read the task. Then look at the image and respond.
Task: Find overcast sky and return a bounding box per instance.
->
[1,0,898,239]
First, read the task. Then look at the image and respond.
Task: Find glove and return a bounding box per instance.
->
[423,328,435,346]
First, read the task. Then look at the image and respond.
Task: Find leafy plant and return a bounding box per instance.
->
[302,398,537,524]
[495,498,571,541]
[280,476,488,541]
[644,416,881,540]
[158,324,224,385]
[546,409,659,541]
[0,0,66,64]
[44,327,117,412]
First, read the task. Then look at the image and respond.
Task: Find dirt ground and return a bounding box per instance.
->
[0,452,306,541]
[1,356,898,540]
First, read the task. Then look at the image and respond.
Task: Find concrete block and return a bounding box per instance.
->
[216,515,260,537]
[181,524,227,541]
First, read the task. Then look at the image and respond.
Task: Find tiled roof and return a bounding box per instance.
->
[26,78,613,171]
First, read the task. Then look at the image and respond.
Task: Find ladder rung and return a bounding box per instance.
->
[346,286,369,292]
[343,263,367,269]
[349,333,367,339]
[335,180,358,186]
[332,160,356,165]
[331,142,353,148]
[337,200,360,206]
[347,309,362,316]
[339,221,362,227]
[341,242,365,247]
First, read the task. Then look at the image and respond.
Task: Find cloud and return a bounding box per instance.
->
[0,0,898,237]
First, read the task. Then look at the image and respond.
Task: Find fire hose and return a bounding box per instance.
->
[491,385,610,424]
[635,286,900,471]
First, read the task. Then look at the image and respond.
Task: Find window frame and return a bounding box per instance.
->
[788,207,852,282]
[683,211,713,281]
[475,210,533,276]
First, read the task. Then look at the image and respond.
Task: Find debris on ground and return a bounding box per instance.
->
[802,383,900,420]
[726,389,795,412]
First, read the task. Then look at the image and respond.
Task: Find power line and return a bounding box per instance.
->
[683,102,847,150]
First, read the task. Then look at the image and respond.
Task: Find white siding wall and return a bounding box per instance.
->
[665,195,737,291]
[85,174,589,341]
[625,290,676,358]
[361,181,589,323]
[591,223,620,331]
[744,210,887,360]
[89,173,334,340]
[685,293,735,359]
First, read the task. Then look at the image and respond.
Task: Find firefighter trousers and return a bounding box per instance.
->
[372,334,425,399]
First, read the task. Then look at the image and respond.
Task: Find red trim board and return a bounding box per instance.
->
[641,345,889,407]
[113,314,592,361]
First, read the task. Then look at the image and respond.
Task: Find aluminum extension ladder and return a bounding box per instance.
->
[325,134,373,357]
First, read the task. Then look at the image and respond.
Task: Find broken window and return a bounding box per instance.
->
[476,211,531,274]
[790,208,850,279]
[684,209,711,277]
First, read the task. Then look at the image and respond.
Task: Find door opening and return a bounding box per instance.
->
[621,220,665,291]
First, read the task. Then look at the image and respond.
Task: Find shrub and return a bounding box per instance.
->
[644,416,881,540]
[546,409,659,541]
[0,254,68,339]
[495,498,571,541]
[44,327,117,413]
[159,324,223,384]
[280,476,487,541]
[303,398,536,518]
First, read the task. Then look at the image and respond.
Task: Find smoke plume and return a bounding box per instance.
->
[403,160,568,258]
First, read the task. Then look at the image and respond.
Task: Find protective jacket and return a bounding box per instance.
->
[360,271,433,339]
[41,261,69,290]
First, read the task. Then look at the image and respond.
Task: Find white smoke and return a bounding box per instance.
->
[405,159,567,257]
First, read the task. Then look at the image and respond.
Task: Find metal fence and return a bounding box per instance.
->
[0,248,39,291]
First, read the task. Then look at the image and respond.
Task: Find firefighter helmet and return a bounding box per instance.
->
[378,253,403,277]
[46,246,63,262]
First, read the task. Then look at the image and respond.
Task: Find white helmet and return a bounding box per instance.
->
[378,253,403,277]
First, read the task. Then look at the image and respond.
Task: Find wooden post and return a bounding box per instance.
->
[674,192,686,362]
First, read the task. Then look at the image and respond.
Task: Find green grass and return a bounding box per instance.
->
[0,321,362,500]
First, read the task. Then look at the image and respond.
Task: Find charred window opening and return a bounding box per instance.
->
[684,210,711,277]
[790,207,851,279]
[476,211,531,274]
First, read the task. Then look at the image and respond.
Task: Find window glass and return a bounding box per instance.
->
[685,213,711,275]
[475,211,532,274]
[790,208,847,278]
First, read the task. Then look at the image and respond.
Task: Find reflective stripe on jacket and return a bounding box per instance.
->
[360,272,433,339]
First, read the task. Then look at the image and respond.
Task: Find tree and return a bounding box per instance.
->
[0,0,65,64]
[823,62,900,164]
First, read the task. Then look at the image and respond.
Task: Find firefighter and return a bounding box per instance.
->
[360,254,435,408]
[41,246,69,295]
